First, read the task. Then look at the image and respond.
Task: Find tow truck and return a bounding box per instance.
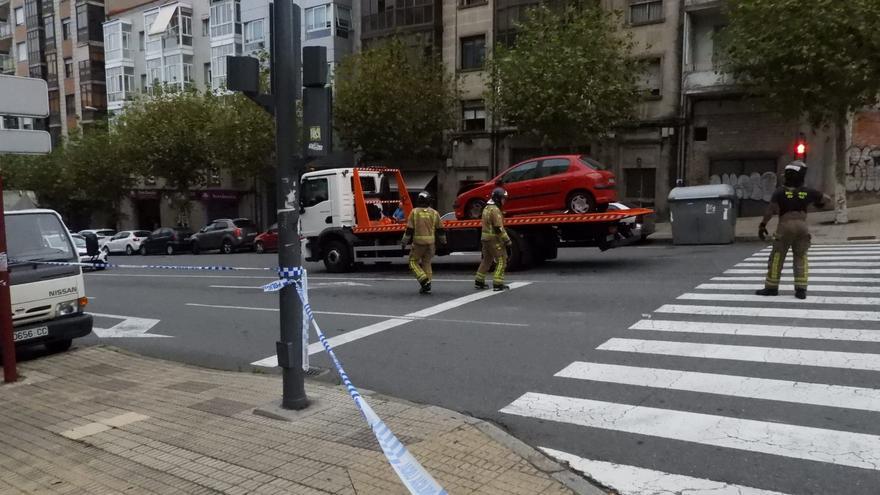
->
[300,167,653,272]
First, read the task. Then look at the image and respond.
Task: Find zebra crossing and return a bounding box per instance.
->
[500,242,880,495]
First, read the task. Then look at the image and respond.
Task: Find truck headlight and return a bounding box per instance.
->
[57,299,82,316]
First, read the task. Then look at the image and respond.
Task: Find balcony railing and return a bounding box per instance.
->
[0,53,13,74]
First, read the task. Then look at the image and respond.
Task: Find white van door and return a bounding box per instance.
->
[300,175,334,237]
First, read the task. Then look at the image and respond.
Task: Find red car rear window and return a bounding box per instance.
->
[579,156,608,171]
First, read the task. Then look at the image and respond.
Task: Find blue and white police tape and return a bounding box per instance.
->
[288,274,447,495]
[14,259,280,272]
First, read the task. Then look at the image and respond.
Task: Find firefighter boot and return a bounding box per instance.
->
[493,283,510,292]
[795,288,807,300]
[755,287,779,296]
[419,280,432,294]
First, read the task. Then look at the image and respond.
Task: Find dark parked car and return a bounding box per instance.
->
[140,227,195,255]
[190,218,259,254]
[255,223,278,253]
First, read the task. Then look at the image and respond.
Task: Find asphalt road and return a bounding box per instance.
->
[27,239,880,494]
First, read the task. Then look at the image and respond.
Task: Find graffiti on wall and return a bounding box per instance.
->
[847,145,880,192]
[709,172,778,202]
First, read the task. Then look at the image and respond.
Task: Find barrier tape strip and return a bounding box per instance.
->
[17,257,448,492]
[291,274,447,495]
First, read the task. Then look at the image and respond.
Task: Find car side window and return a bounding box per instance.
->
[111,232,126,240]
[212,222,227,231]
[538,158,571,178]
[503,161,539,183]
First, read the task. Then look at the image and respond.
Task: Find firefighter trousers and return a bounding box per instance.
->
[409,243,435,284]
[476,240,507,285]
[765,218,811,290]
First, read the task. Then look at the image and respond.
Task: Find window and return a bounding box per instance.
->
[462,101,486,131]
[335,5,351,31]
[107,66,134,101]
[16,42,27,62]
[139,31,145,51]
[46,53,58,83]
[202,17,209,36]
[76,4,88,39]
[65,94,75,115]
[210,43,235,89]
[204,62,211,87]
[64,58,73,78]
[460,0,486,6]
[460,35,485,70]
[103,22,131,60]
[146,58,162,87]
[144,12,161,52]
[44,15,55,45]
[624,168,656,200]
[629,0,663,25]
[638,58,662,98]
[712,25,728,68]
[62,18,71,39]
[305,5,330,32]
[81,83,106,110]
[140,73,147,90]
[15,8,25,25]
[27,29,41,62]
[302,178,329,207]
[694,127,708,142]
[164,54,182,83]
[539,159,571,178]
[502,161,538,183]
[210,1,236,37]
[244,19,264,50]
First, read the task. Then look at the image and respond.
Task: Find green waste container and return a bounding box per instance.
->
[667,184,737,245]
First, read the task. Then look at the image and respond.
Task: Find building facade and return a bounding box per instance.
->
[1,0,107,142]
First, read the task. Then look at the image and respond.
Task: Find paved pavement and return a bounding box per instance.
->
[1,346,584,494]
[11,209,880,494]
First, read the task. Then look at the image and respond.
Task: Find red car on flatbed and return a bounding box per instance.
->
[453,155,618,219]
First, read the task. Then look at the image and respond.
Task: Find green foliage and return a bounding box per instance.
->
[719,0,880,126]
[207,93,275,181]
[486,4,643,147]
[334,38,458,161]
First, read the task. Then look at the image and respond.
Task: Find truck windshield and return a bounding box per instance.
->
[7,213,76,265]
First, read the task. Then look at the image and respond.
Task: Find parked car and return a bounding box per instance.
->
[78,229,116,247]
[190,218,259,254]
[71,234,109,270]
[453,155,618,219]
[103,230,151,255]
[139,227,194,255]
[255,223,278,254]
[607,202,656,241]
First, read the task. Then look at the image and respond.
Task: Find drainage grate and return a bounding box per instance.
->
[304,367,328,377]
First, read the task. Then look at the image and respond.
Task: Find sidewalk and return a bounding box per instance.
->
[0,346,600,495]
[653,202,880,244]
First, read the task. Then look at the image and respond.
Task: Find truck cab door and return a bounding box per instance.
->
[300,176,333,237]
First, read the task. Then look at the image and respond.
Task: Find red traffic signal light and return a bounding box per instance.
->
[794,133,807,160]
[796,142,806,156]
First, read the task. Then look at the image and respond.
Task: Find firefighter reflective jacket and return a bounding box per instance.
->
[480,203,510,244]
[403,207,446,246]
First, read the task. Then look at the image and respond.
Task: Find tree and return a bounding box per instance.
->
[207,93,275,181]
[719,0,880,224]
[486,4,643,149]
[334,39,457,162]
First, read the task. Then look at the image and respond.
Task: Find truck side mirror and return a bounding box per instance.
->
[83,233,99,256]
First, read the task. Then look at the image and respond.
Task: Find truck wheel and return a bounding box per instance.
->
[323,240,353,273]
[506,229,533,271]
[46,339,72,353]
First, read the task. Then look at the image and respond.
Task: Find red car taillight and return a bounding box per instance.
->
[234,228,242,237]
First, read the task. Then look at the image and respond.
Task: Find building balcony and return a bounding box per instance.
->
[0,21,11,40]
[683,69,737,95]
[0,53,13,74]
[684,0,723,11]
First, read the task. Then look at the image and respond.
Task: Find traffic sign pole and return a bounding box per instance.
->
[0,175,18,383]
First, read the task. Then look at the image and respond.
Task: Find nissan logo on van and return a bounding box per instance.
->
[49,287,78,297]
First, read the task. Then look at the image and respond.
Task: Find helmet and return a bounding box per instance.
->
[416,191,431,207]
[784,160,807,187]
[491,187,508,204]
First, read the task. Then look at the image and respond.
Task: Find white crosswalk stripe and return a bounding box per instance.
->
[499,244,880,494]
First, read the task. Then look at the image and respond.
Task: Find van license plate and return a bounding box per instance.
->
[13,327,49,342]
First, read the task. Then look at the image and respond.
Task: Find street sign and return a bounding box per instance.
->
[0,129,52,154]
[0,75,49,118]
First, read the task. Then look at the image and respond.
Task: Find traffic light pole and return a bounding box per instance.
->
[273,0,308,410]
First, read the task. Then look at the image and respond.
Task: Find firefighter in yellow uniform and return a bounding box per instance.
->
[756,161,829,300]
[402,191,446,294]
[475,188,512,291]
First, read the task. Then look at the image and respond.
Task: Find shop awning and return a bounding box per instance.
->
[148,4,178,36]
[390,171,437,192]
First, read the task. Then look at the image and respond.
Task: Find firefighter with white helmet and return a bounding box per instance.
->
[401,191,446,294]
[475,187,512,291]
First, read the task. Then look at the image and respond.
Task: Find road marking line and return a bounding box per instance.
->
[746,256,880,261]
[679,292,880,306]
[90,312,170,338]
[556,361,880,412]
[727,268,880,274]
[697,283,880,293]
[712,276,880,283]
[597,338,880,371]
[739,261,880,267]
[539,447,791,495]
[502,392,880,471]
[185,302,528,327]
[656,304,880,322]
[755,249,880,255]
[630,319,880,342]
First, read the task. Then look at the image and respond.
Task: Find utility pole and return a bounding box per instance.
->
[0,175,17,383]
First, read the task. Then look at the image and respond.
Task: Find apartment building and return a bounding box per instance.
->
[1,0,107,142]
[104,0,353,229]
